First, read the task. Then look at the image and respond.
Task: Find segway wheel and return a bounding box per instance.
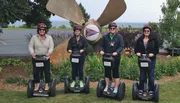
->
[84,76,90,94]
[27,79,34,98]
[96,79,105,97]
[64,76,70,93]
[132,81,138,100]
[117,82,125,101]
[49,78,56,97]
[154,84,160,102]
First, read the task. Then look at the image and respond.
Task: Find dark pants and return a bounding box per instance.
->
[71,54,85,80]
[104,58,120,79]
[32,58,51,83]
[139,59,156,91]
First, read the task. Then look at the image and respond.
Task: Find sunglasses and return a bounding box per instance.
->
[39,29,45,31]
[144,30,150,32]
[110,27,116,30]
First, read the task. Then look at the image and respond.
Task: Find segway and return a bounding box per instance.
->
[96,53,125,101]
[0,29,3,36]
[132,54,159,102]
[64,51,90,93]
[27,55,56,98]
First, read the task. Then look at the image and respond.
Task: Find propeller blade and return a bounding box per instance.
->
[46,0,85,25]
[97,0,127,26]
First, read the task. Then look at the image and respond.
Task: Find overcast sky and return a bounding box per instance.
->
[50,0,167,23]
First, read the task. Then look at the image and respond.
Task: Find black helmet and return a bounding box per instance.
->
[73,25,82,31]
[142,25,152,32]
[37,22,48,34]
[108,22,117,28]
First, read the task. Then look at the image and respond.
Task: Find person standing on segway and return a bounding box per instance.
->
[100,22,124,94]
[135,25,159,96]
[29,22,54,92]
[67,25,88,88]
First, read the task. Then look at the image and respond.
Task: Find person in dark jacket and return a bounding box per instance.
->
[134,26,159,95]
[67,25,88,88]
[100,22,124,93]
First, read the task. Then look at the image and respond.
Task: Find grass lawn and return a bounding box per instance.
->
[0,79,180,103]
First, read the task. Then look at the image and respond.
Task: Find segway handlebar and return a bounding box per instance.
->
[103,53,118,57]
[71,50,81,57]
[34,55,49,61]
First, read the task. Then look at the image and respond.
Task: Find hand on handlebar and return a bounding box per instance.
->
[100,51,104,55]
[112,52,117,56]
[149,53,154,57]
[31,53,36,57]
[136,53,141,57]
[80,49,84,53]
[46,52,51,57]
[68,50,72,54]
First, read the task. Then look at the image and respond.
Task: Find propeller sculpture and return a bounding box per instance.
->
[46,0,127,63]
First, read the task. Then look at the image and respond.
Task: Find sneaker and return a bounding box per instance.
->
[70,81,75,88]
[80,81,84,88]
[44,84,49,91]
[104,85,108,92]
[138,90,143,95]
[149,91,154,96]
[113,87,118,94]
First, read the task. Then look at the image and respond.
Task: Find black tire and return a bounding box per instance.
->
[84,76,90,94]
[154,84,160,102]
[64,76,70,93]
[117,82,126,101]
[96,79,105,97]
[49,78,56,97]
[132,81,138,100]
[27,79,34,98]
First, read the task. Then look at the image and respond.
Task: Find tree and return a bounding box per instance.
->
[118,28,141,48]
[0,0,30,27]
[159,0,180,48]
[69,3,90,28]
[148,22,163,47]
[23,0,53,28]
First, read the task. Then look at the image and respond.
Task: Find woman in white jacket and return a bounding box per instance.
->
[29,22,54,92]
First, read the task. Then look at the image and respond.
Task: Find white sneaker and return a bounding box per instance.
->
[104,85,108,92]
[113,87,118,93]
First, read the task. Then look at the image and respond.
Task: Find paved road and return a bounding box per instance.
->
[0,30,73,56]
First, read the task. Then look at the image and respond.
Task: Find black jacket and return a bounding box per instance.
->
[67,36,88,54]
[100,33,124,57]
[134,35,159,60]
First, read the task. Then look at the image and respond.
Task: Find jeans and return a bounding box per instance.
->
[139,59,156,91]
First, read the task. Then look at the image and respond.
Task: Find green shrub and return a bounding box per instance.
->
[155,60,164,80]
[51,60,71,82]
[6,77,27,85]
[0,58,25,67]
[177,57,180,72]
[0,67,2,72]
[24,61,33,75]
[85,55,104,81]
[165,58,178,76]
[120,55,139,80]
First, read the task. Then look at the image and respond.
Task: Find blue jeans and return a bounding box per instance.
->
[139,59,156,91]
